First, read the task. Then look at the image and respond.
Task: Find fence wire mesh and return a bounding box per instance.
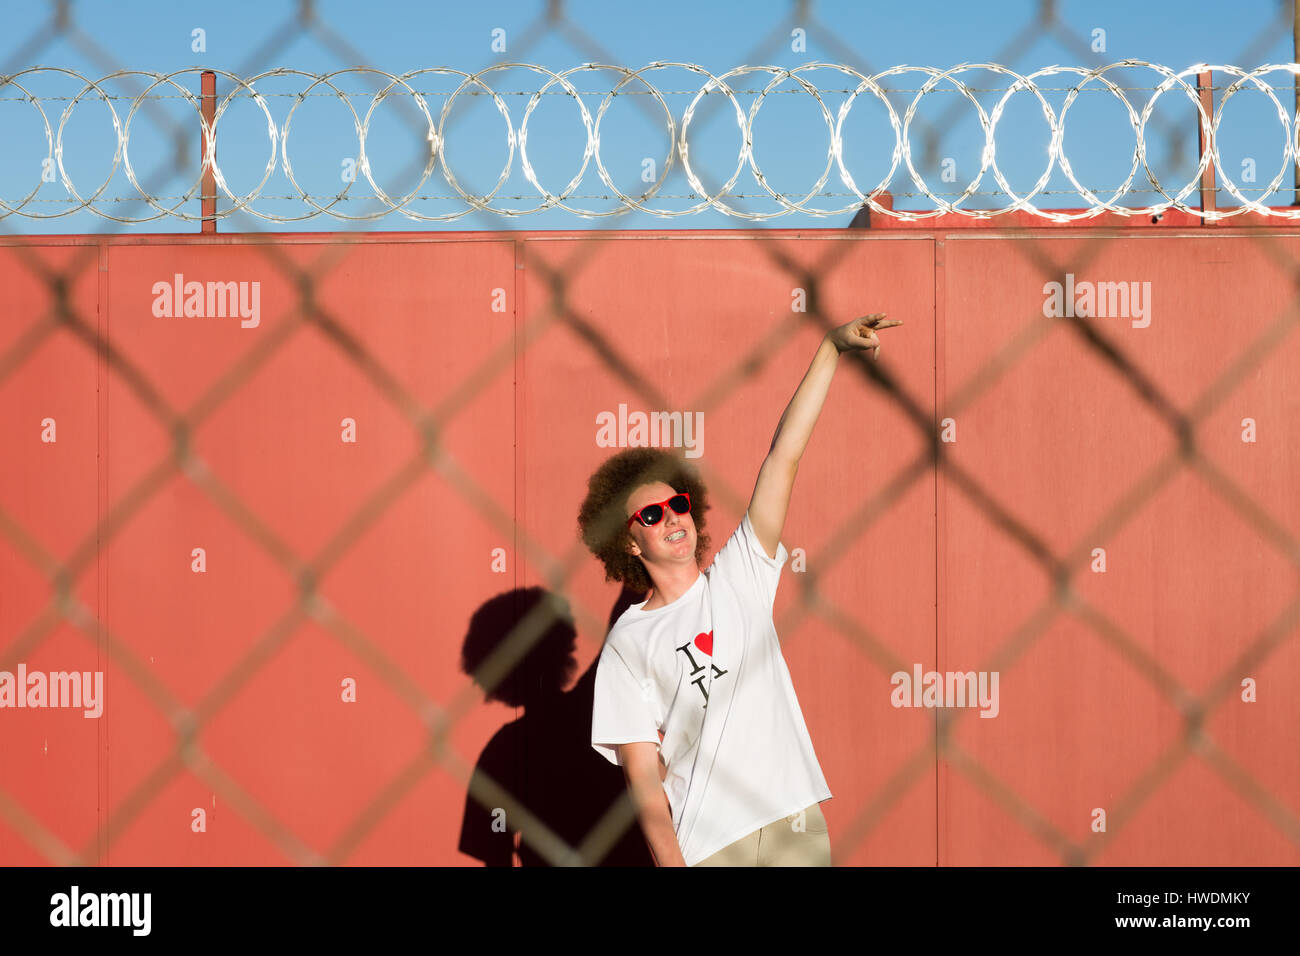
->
[0,0,1298,868]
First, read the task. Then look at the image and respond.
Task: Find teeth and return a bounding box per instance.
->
[666,530,686,541]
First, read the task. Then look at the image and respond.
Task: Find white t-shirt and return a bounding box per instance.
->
[590,511,832,866]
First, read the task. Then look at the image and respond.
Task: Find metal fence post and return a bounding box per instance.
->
[201,70,216,233]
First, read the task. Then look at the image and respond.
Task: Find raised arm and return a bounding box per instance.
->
[747,314,902,559]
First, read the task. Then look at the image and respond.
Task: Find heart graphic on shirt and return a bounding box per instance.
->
[694,631,713,656]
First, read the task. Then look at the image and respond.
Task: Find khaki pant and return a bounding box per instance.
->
[691,803,831,867]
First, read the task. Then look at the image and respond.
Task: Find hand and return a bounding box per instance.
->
[828,313,903,361]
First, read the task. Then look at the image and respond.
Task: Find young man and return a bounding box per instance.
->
[580,313,902,866]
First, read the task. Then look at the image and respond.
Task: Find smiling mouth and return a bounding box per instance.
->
[665,530,687,542]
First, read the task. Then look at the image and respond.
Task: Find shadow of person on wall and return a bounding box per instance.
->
[457,586,653,866]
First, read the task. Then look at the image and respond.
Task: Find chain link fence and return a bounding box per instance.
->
[1,0,1298,867]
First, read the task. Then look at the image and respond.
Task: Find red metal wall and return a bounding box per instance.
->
[0,226,1296,865]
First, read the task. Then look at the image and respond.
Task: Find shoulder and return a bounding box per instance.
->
[601,612,649,663]
[713,512,787,569]
[704,518,747,567]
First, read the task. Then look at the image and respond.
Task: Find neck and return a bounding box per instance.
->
[642,564,702,610]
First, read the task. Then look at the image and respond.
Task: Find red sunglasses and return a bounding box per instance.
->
[627,492,691,528]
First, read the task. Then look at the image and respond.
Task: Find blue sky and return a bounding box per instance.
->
[0,0,1295,234]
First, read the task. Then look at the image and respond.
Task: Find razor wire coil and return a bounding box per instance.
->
[1,60,1299,225]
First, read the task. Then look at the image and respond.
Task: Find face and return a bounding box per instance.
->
[625,481,696,566]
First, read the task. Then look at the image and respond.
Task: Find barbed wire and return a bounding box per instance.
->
[3,60,1300,225]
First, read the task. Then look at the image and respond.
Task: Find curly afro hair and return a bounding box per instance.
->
[577,447,711,594]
